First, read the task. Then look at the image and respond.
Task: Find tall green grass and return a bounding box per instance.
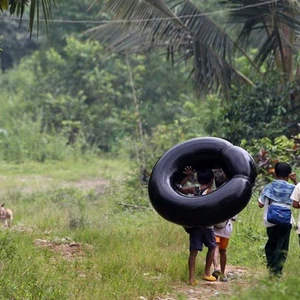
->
[0,95,100,163]
[0,160,300,299]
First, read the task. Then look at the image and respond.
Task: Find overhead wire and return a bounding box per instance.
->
[2,0,278,25]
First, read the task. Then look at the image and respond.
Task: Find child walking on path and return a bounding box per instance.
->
[258,162,297,277]
[212,217,237,282]
[177,167,217,285]
[212,170,236,282]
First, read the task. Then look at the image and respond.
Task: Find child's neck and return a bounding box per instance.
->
[276,176,289,181]
[200,184,211,190]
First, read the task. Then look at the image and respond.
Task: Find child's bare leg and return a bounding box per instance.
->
[204,247,215,276]
[213,243,220,270]
[188,250,198,284]
[219,249,227,275]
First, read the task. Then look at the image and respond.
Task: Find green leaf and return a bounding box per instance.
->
[0,0,9,11]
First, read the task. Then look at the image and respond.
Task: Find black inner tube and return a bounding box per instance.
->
[148,137,257,227]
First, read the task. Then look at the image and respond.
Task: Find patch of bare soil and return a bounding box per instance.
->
[62,179,109,193]
[0,175,109,194]
[157,265,261,300]
[34,238,93,261]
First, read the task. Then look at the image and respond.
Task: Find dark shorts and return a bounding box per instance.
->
[189,227,216,251]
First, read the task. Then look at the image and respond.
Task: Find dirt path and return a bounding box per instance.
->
[158,265,261,300]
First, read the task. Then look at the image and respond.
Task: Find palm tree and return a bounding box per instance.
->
[87,0,300,100]
[227,0,300,81]
[0,0,58,36]
[2,0,300,100]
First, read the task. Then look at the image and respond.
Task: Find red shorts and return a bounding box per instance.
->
[215,236,229,250]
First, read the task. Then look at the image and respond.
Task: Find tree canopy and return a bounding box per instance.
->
[2,1,300,96]
[89,0,300,98]
[0,0,299,165]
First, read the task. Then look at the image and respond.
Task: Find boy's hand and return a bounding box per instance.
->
[183,166,195,177]
[289,172,297,185]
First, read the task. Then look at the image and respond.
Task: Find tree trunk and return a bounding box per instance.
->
[126,56,146,169]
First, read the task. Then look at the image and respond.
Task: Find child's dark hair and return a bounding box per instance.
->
[215,172,227,188]
[197,168,214,184]
[275,162,292,178]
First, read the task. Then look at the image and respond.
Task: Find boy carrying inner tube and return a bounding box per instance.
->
[177,167,217,285]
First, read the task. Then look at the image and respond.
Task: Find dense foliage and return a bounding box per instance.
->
[0,14,39,70]
[0,0,299,171]
[0,36,197,161]
[215,77,300,144]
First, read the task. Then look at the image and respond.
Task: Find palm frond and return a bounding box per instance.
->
[253,30,278,68]
[177,1,237,65]
[164,1,254,95]
[2,0,58,35]
[172,1,241,95]
[90,0,255,97]
[87,24,153,53]
[190,38,254,97]
[0,0,9,11]
[192,39,231,96]
[225,0,300,69]
[88,0,191,54]
[105,0,185,27]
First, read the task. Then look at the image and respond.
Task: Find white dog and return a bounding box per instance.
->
[0,203,13,228]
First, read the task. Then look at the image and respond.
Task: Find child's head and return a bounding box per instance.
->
[214,170,227,188]
[197,168,214,185]
[274,162,292,178]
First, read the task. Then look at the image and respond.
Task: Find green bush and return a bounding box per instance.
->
[0,114,85,162]
[213,77,299,144]
[241,136,300,167]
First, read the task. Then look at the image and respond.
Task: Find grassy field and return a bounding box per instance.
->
[0,158,300,299]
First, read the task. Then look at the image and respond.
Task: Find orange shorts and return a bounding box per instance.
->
[215,236,229,250]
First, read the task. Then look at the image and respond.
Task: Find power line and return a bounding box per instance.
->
[3,0,278,25]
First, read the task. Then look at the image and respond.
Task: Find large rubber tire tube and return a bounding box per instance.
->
[148,137,257,227]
